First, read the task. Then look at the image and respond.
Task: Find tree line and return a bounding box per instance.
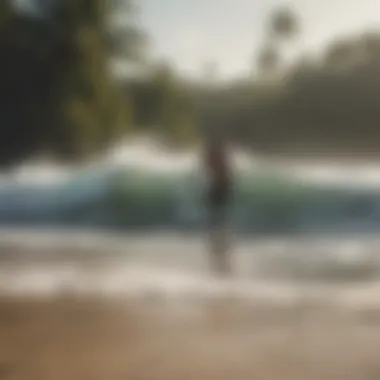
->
[0,0,192,168]
[2,2,380,166]
[192,7,380,158]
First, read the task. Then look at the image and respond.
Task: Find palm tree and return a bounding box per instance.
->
[255,6,300,78]
[268,6,299,44]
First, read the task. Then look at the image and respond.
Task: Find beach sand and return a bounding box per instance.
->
[0,232,380,379]
[0,295,379,380]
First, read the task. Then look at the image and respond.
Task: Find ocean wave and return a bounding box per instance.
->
[1,139,380,234]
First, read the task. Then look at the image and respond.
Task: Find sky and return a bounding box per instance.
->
[13,0,380,79]
[138,0,380,79]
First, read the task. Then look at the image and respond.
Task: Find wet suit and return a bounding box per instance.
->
[205,146,231,227]
[204,143,232,275]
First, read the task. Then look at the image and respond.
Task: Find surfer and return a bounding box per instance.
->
[204,136,233,276]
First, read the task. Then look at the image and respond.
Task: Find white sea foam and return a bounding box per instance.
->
[0,229,379,309]
[2,136,380,188]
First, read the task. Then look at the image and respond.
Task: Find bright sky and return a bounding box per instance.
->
[14,0,380,79]
[139,0,380,79]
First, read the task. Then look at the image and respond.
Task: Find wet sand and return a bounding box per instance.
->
[0,231,380,379]
[0,296,380,380]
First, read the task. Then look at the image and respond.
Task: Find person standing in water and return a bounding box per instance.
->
[204,137,233,276]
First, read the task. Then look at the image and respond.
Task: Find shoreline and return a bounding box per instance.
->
[0,295,379,379]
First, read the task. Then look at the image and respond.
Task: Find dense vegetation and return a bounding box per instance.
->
[0,0,191,167]
[2,1,380,167]
[193,8,380,157]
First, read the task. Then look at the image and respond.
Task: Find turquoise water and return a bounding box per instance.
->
[1,165,380,235]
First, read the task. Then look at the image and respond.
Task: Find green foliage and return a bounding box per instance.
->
[0,0,139,166]
[10,1,380,163]
[268,7,299,42]
[0,0,197,166]
[50,0,133,160]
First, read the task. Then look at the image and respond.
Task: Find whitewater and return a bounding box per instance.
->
[2,136,380,233]
[1,137,380,304]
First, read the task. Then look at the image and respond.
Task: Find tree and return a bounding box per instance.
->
[108,0,149,63]
[0,0,11,27]
[255,7,300,77]
[268,6,299,43]
[0,0,144,167]
[191,24,380,158]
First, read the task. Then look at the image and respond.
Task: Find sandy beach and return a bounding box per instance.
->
[0,295,379,380]
[0,232,379,379]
